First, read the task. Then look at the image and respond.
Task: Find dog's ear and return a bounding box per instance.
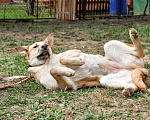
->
[44,33,54,48]
[15,46,28,56]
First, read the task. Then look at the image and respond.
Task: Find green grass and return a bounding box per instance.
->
[0,3,55,19]
[0,4,33,19]
[0,21,150,119]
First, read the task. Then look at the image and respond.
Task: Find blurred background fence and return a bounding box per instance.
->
[0,0,149,20]
[0,0,57,20]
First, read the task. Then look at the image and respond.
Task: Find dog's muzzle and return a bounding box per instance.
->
[42,44,48,50]
[37,44,50,60]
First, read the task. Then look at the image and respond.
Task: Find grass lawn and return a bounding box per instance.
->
[0,3,55,19]
[0,18,150,119]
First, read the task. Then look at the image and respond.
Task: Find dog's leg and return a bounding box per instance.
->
[60,57,85,66]
[131,68,148,93]
[104,29,145,68]
[60,50,85,66]
[40,76,58,90]
[129,28,145,58]
[122,67,149,96]
[50,67,75,77]
[50,67,77,90]
[100,70,138,97]
[52,75,77,90]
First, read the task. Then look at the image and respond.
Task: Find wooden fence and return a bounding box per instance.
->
[35,0,57,18]
[57,0,76,20]
[76,0,110,19]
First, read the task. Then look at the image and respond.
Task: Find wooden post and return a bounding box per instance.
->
[62,0,65,19]
[72,0,76,20]
[57,0,76,20]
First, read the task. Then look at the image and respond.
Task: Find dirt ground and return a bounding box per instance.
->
[46,15,150,26]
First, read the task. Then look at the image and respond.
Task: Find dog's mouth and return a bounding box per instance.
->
[37,51,50,60]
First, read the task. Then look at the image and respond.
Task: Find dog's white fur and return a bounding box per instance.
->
[15,28,148,97]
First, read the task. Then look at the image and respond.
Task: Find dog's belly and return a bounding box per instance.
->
[68,54,129,81]
[80,54,128,76]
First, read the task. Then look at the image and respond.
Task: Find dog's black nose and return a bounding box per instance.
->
[42,44,48,50]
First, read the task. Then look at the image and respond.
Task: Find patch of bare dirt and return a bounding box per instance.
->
[43,15,150,26]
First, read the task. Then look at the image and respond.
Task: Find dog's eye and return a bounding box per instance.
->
[33,45,38,48]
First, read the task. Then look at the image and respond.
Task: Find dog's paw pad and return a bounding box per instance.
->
[130,28,138,39]
[122,88,134,97]
[132,33,138,39]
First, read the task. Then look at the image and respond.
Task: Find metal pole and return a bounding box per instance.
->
[120,0,122,15]
[37,0,39,19]
[4,5,6,20]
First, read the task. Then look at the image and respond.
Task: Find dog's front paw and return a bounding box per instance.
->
[65,69,75,77]
[130,28,138,39]
[122,88,134,97]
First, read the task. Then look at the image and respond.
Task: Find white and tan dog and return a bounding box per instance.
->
[15,28,148,97]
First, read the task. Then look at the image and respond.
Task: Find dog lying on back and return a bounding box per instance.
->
[15,28,148,97]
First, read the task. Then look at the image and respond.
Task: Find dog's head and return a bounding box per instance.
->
[15,33,54,67]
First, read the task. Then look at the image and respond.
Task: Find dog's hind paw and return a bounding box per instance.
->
[130,28,138,39]
[122,88,134,97]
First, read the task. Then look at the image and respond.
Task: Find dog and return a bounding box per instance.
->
[15,28,148,97]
